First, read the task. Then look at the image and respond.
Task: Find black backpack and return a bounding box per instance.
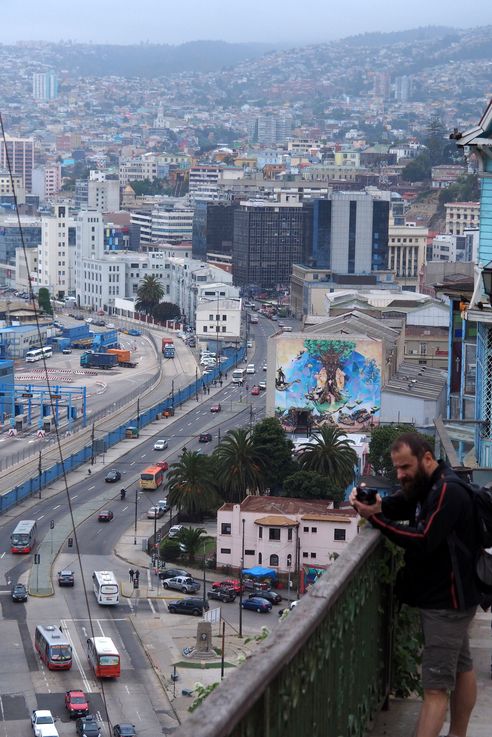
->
[453,482,492,606]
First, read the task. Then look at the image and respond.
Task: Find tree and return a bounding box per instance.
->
[213,428,268,502]
[368,425,435,482]
[134,274,164,315]
[159,538,181,562]
[251,417,298,492]
[167,451,219,518]
[402,152,431,182]
[303,339,356,404]
[38,287,53,315]
[282,470,346,504]
[176,527,208,563]
[152,301,181,322]
[297,426,358,489]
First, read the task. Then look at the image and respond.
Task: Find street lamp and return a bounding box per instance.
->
[202,540,207,609]
[134,488,138,545]
[238,518,245,638]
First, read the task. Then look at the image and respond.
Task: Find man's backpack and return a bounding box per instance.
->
[459,482,492,598]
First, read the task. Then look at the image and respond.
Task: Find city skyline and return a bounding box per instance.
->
[0,0,490,45]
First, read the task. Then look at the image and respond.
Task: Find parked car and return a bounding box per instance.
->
[98,510,113,522]
[168,524,184,538]
[249,590,282,605]
[199,433,212,443]
[243,578,270,592]
[106,323,115,329]
[262,363,267,371]
[162,576,200,594]
[158,567,191,581]
[62,348,72,354]
[207,588,236,603]
[153,438,168,450]
[57,569,75,587]
[31,710,59,737]
[251,385,260,396]
[168,597,209,616]
[112,726,136,737]
[210,403,221,413]
[278,600,300,616]
[75,716,100,737]
[258,382,266,390]
[147,506,165,519]
[11,582,28,602]
[105,469,121,483]
[212,578,243,594]
[65,690,89,718]
[242,596,272,613]
[247,340,253,348]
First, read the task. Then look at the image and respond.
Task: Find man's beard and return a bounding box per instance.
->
[400,465,430,501]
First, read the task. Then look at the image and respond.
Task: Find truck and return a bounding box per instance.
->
[106,348,137,368]
[80,352,117,370]
[163,344,175,358]
[161,337,174,352]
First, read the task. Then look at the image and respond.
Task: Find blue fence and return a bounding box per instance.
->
[0,346,246,513]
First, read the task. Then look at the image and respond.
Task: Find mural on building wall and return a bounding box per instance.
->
[274,336,382,432]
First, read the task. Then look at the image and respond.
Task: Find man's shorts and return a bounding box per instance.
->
[420,607,476,690]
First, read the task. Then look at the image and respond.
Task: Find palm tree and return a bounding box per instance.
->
[297,426,357,489]
[167,451,218,518]
[213,428,268,503]
[177,527,209,563]
[134,274,164,315]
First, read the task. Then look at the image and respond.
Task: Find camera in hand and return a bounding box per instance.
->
[356,485,378,505]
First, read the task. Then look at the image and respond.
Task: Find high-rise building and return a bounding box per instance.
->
[251,115,293,145]
[87,178,120,213]
[32,72,58,101]
[0,215,40,285]
[0,136,35,192]
[31,164,62,201]
[37,205,76,298]
[192,202,237,260]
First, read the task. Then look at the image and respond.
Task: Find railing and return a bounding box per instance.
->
[175,528,392,737]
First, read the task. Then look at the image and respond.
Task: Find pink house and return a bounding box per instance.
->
[216,496,358,581]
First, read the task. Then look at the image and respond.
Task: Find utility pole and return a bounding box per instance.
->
[195,367,198,401]
[295,525,301,599]
[249,403,253,431]
[238,518,245,638]
[136,397,140,429]
[91,422,95,465]
[171,379,175,410]
[134,489,138,545]
[202,540,207,610]
[38,450,42,499]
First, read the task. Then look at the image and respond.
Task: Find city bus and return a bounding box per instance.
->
[232,368,246,384]
[92,570,119,605]
[34,624,72,670]
[10,519,37,553]
[140,464,166,490]
[25,346,53,362]
[87,636,120,678]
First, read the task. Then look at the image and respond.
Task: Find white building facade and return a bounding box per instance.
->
[36,204,76,297]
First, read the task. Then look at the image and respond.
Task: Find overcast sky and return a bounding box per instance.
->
[0,0,490,45]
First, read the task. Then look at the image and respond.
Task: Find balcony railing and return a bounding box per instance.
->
[175,528,392,737]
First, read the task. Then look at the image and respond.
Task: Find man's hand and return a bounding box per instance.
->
[349,487,382,519]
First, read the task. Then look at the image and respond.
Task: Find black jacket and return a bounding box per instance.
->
[370,462,480,610]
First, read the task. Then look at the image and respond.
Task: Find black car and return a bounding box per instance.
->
[158,567,191,581]
[105,469,121,483]
[168,597,209,616]
[199,433,212,443]
[11,583,28,602]
[76,715,101,737]
[113,725,136,737]
[207,588,236,603]
[57,569,75,586]
[249,590,282,605]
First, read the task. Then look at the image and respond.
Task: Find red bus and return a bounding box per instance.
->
[87,637,120,678]
[11,520,37,553]
[35,625,72,670]
[140,464,167,490]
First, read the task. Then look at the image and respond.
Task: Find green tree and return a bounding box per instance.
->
[297,426,358,488]
[251,417,298,492]
[213,428,267,502]
[159,538,181,562]
[368,424,435,482]
[438,173,480,208]
[167,451,219,518]
[152,301,181,322]
[38,287,53,315]
[135,274,164,314]
[402,152,431,182]
[282,470,346,504]
[177,527,208,563]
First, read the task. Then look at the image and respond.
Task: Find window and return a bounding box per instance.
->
[221,523,231,535]
[287,528,293,541]
[258,527,262,539]
[269,554,279,566]
[244,549,255,556]
[310,552,317,559]
[269,528,280,541]
[303,526,309,533]
[334,528,346,542]
[220,548,231,554]
[258,553,262,564]
[311,527,317,533]
[303,552,309,558]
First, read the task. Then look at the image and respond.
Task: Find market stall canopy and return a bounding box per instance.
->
[242,566,277,579]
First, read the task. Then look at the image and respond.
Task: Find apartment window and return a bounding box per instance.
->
[244,549,255,556]
[220,548,231,554]
[269,554,279,566]
[221,523,231,535]
[311,527,317,533]
[269,528,281,541]
[310,553,317,559]
[334,528,346,542]
[258,527,263,539]
[258,553,262,564]
[203,326,207,332]
[303,526,309,533]
[302,552,309,558]
[287,528,293,541]
[209,314,213,321]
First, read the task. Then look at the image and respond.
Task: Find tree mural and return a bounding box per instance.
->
[303,339,355,404]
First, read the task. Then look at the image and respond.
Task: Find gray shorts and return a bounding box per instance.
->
[420,607,476,690]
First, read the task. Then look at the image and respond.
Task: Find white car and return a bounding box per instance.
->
[246,364,255,374]
[106,322,115,329]
[262,363,267,371]
[153,438,168,451]
[31,711,59,737]
[168,524,184,538]
[147,506,165,519]
[258,381,266,390]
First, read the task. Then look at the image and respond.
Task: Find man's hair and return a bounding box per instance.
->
[390,432,435,460]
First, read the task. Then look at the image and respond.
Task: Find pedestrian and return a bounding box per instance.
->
[350,433,480,737]
[134,569,140,581]
[219,380,223,388]
[225,372,228,380]
[129,568,134,583]
[207,386,210,395]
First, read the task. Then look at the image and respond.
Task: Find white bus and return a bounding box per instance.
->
[26,346,53,362]
[232,368,246,384]
[92,570,119,605]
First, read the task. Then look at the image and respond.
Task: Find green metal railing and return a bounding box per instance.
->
[175,528,392,737]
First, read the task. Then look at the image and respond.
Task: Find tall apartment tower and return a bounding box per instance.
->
[87,178,120,213]
[32,72,58,101]
[75,210,105,297]
[37,204,76,298]
[0,136,35,192]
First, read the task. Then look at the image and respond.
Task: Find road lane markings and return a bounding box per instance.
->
[71,494,78,499]
[52,505,61,510]
[88,485,95,491]
[61,618,91,692]
[148,599,156,614]
[37,514,45,520]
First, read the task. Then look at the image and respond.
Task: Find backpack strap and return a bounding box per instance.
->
[447,532,466,609]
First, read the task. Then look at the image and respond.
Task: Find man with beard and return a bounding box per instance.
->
[350,433,480,737]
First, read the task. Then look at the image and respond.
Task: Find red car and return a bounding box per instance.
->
[251,386,260,396]
[65,690,89,718]
[210,403,221,413]
[98,510,113,522]
[212,578,243,594]
[156,461,169,471]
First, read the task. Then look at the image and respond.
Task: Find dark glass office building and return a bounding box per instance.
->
[192,202,237,260]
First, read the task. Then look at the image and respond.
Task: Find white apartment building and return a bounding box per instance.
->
[0,170,25,203]
[189,166,243,203]
[32,164,62,201]
[75,210,105,298]
[388,225,428,291]
[216,496,358,575]
[131,206,194,244]
[36,204,76,298]
[196,296,242,342]
[162,256,234,324]
[430,234,467,262]
[88,178,120,213]
[444,201,480,236]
